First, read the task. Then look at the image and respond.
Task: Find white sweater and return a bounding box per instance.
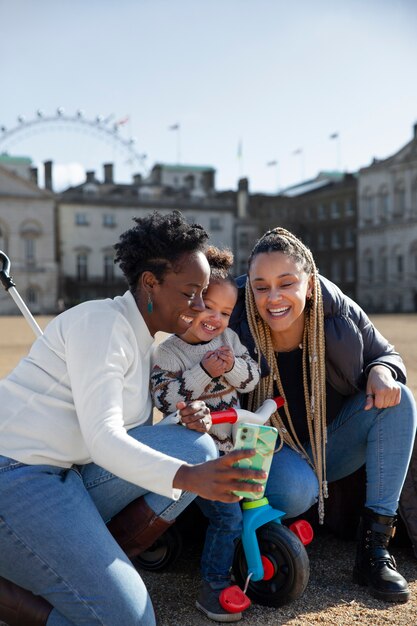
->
[0,291,184,500]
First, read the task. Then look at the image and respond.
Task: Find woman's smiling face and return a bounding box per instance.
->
[148,251,210,336]
[249,251,312,341]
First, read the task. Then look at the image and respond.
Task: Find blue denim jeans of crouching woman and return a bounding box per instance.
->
[265,384,417,519]
[0,424,218,626]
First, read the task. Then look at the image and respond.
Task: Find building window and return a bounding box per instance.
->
[345,228,355,248]
[345,258,354,282]
[345,199,354,216]
[317,204,326,220]
[364,251,373,282]
[412,179,417,217]
[396,254,403,278]
[27,286,38,307]
[103,214,116,228]
[331,259,341,283]
[363,191,374,222]
[0,225,6,251]
[318,232,326,250]
[331,201,340,218]
[24,237,36,264]
[104,254,114,282]
[394,183,405,216]
[75,213,89,226]
[331,230,341,249]
[76,253,88,280]
[378,189,389,221]
[210,217,222,231]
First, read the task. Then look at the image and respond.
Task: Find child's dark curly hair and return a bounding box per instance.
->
[205,246,236,288]
[114,210,209,290]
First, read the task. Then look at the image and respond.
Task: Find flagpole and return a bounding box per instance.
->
[168,124,181,164]
[237,139,243,179]
[329,132,341,171]
[266,160,279,192]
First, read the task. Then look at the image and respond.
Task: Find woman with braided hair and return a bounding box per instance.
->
[230,226,417,604]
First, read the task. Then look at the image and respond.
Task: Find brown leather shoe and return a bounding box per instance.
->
[0,576,52,626]
[107,496,175,558]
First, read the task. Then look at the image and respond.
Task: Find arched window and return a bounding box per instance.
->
[20,220,42,266]
[103,250,114,282]
[362,188,374,223]
[378,247,387,282]
[378,186,389,222]
[0,223,8,252]
[394,181,405,216]
[392,245,404,279]
[412,178,417,217]
[363,249,374,282]
[410,241,417,275]
[76,253,88,281]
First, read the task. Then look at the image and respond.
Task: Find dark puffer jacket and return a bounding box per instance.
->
[230,274,417,554]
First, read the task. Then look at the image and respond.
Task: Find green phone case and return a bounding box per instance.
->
[232,423,278,499]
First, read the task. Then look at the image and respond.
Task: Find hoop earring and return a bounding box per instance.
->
[147,293,153,314]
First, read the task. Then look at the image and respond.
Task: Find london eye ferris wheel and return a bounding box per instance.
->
[0,108,148,188]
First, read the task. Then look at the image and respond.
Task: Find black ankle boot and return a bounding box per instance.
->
[353,507,410,603]
[0,576,52,625]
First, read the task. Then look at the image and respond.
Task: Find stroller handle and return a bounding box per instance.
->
[0,250,16,291]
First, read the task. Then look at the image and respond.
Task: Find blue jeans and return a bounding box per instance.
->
[0,425,218,626]
[196,497,242,589]
[265,385,417,518]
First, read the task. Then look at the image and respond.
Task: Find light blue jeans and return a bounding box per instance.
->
[0,424,218,626]
[265,385,417,518]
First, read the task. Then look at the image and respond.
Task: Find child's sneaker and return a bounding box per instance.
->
[196,581,243,623]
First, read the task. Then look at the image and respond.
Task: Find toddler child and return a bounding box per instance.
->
[151,246,260,623]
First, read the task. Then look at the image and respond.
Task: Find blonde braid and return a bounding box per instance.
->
[245,228,328,523]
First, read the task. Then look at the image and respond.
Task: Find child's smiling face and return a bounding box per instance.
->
[181,280,237,344]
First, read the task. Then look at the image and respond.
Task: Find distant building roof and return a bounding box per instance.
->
[280,171,348,197]
[153,163,215,172]
[0,152,32,165]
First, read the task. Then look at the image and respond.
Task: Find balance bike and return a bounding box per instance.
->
[141,398,313,609]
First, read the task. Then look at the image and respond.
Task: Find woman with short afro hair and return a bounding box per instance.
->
[0,210,264,626]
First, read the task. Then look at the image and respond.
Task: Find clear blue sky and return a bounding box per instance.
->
[1,0,416,192]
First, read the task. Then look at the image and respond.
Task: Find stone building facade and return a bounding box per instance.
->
[249,172,358,300]
[0,157,58,314]
[57,163,254,306]
[357,124,417,312]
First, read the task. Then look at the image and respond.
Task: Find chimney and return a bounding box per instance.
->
[150,164,162,185]
[237,177,249,219]
[30,167,38,186]
[103,163,114,184]
[44,160,53,191]
[86,170,96,183]
[202,169,215,193]
[414,122,417,140]
[132,173,142,185]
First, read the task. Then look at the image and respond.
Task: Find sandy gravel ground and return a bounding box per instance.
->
[0,313,416,625]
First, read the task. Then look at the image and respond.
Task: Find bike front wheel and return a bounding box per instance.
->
[233,522,310,607]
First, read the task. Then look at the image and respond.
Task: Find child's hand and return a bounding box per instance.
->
[216,346,235,373]
[201,351,228,378]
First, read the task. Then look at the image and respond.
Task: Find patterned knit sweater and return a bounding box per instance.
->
[151,327,260,452]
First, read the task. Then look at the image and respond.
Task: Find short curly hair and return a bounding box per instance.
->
[114,210,209,291]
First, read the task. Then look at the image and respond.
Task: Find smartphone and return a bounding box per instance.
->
[232,423,278,500]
